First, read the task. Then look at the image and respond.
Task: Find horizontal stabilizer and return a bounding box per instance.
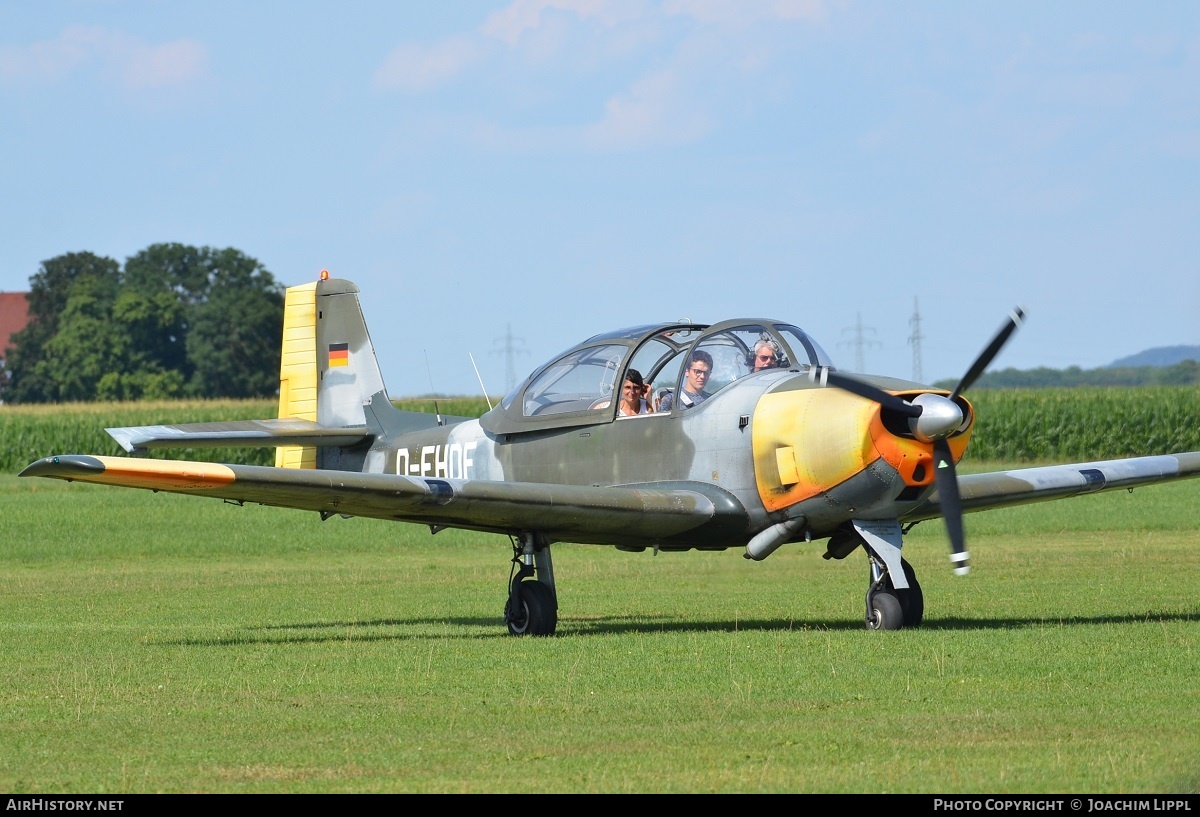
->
[106,419,372,453]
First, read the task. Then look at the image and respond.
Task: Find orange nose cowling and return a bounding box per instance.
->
[752,388,974,514]
[869,393,974,487]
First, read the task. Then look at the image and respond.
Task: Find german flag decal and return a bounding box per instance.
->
[328,342,349,367]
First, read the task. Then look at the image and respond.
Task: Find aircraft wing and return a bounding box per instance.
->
[19,455,749,547]
[901,452,1200,522]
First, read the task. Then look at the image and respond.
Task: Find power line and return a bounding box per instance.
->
[491,323,529,392]
[908,297,924,383]
[839,312,880,373]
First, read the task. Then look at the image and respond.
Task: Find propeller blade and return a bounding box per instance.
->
[933,438,969,575]
[817,369,922,418]
[820,306,1024,577]
[952,306,1026,399]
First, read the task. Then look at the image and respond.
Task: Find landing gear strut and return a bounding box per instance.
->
[503,532,558,636]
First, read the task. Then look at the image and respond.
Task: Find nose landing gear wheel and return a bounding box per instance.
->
[893,558,924,629]
[867,591,904,631]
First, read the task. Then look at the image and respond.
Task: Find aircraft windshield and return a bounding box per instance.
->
[521,343,628,417]
[775,324,834,368]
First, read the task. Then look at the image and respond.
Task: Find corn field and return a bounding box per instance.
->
[2,388,1197,475]
[964,386,1200,462]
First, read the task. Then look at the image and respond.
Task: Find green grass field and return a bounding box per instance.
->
[1,470,1198,793]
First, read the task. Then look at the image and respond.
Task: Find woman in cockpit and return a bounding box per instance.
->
[617,369,653,416]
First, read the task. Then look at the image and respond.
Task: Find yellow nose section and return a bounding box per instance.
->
[751,388,967,512]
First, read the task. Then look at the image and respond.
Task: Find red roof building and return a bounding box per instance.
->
[0,292,30,362]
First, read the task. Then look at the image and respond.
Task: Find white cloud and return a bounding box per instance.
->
[0,26,208,90]
[122,38,208,90]
[477,0,826,46]
[664,0,828,26]
[373,37,484,92]
[581,67,711,151]
[372,0,831,149]
[481,0,650,47]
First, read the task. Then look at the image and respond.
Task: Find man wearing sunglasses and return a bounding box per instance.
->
[752,338,783,372]
[658,350,714,411]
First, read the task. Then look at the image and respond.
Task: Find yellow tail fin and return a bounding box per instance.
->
[275,281,319,468]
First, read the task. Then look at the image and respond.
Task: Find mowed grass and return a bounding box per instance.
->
[1,471,1198,793]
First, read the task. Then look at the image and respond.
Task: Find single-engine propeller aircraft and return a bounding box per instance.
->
[21,273,1200,633]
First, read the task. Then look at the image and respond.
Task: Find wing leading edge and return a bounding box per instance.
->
[19,455,750,548]
[901,452,1200,523]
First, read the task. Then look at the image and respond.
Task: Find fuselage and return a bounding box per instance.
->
[368,368,972,548]
[280,278,973,550]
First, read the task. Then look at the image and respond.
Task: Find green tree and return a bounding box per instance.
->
[185,249,284,398]
[1,245,284,403]
[3,252,121,403]
[123,242,212,304]
[120,243,203,380]
[37,275,127,402]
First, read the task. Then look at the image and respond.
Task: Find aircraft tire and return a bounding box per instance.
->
[505,580,558,637]
[894,559,924,629]
[867,591,904,631]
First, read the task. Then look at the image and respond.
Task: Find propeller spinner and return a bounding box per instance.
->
[819,307,1025,574]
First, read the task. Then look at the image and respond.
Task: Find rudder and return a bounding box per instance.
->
[275,274,389,469]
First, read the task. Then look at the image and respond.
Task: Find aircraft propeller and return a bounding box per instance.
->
[814,307,1026,574]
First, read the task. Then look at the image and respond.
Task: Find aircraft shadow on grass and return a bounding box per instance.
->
[149,610,1200,648]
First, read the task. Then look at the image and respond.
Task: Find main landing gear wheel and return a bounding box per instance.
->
[867,591,904,630]
[889,558,924,629]
[504,580,558,636]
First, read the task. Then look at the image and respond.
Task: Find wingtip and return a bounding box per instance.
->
[104,427,143,453]
[18,455,106,479]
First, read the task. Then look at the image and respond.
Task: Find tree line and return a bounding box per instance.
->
[934,360,1199,389]
[1,244,284,404]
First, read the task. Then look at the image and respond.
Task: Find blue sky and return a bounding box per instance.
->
[3,1,1197,397]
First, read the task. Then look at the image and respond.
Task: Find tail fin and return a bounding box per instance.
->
[104,274,473,465]
[106,274,458,463]
[276,275,388,469]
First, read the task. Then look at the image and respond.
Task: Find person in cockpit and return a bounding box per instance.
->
[659,350,713,411]
[751,337,783,373]
[617,369,653,416]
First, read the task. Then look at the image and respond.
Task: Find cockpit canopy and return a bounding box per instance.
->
[479,318,834,435]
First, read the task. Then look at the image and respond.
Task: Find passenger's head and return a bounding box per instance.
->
[753,338,782,372]
[684,350,714,392]
[622,368,646,400]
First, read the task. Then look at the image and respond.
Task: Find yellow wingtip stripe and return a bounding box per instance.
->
[92,457,238,490]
